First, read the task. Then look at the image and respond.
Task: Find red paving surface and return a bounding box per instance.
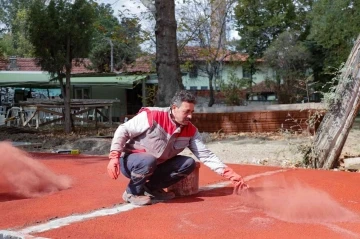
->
[1,153,360,239]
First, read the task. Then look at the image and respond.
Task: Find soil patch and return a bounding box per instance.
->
[1,124,360,168]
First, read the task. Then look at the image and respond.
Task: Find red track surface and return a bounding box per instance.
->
[1,153,360,239]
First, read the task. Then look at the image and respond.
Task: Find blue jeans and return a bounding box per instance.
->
[120,153,196,195]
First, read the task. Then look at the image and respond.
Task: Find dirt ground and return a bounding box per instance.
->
[1,122,360,169]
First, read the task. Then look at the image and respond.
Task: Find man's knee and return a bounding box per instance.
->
[174,157,196,177]
[123,153,157,180]
[133,155,157,174]
[183,157,196,173]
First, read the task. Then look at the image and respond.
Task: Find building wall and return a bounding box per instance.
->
[123,103,325,133]
[123,109,323,134]
[71,85,127,121]
[191,110,322,133]
[92,86,127,120]
[182,62,276,90]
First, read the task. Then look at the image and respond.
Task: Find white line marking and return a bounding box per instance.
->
[0,230,47,239]
[1,168,287,238]
[321,223,360,238]
[199,169,287,191]
[243,169,288,181]
[199,181,231,191]
[20,204,140,234]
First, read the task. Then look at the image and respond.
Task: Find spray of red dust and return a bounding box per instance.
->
[0,142,71,198]
[240,177,358,224]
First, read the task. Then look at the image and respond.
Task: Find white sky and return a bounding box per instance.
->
[96,0,149,20]
[96,0,155,51]
[96,0,239,51]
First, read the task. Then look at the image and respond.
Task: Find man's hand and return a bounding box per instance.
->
[107,151,120,179]
[222,167,249,194]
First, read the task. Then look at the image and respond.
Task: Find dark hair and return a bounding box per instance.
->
[170,90,196,107]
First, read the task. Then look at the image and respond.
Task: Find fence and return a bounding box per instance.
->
[192,110,324,133]
[192,103,325,133]
[122,103,326,134]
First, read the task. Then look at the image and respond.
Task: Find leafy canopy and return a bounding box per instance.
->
[307,0,360,68]
[263,31,311,103]
[88,2,143,72]
[27,0,95,76]
[0,0,35,57]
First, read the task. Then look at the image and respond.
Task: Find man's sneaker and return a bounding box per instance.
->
[144,185,176,201]
[122,191,152,206]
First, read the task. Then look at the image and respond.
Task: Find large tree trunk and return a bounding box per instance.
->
[208,71,215,107]
[64,71,72,134]
[64,37,72,134]
[154,0,183,107]
[313,36,360,169]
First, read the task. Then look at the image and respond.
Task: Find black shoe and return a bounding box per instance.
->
[144,185,176,200]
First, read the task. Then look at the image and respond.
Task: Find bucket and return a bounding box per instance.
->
[0,115,5,126]
[167,161,200,196]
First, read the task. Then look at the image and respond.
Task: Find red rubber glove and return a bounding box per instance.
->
[222,167,249,194]
[107,151,120,179]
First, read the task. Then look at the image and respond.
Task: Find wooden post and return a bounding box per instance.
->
[109,105,113,124]
[167,161,200,196]
[313,35,360,169]
[95,107,98,129]
[142,77,147,107]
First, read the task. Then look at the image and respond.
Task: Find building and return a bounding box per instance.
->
[0,57,154,121]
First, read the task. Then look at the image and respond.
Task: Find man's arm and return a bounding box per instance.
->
[188,130,226,174]
[110,111,151,151]
[188,130,248,191]
[107,111,151,179]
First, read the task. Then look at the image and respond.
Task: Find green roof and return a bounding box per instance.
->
[0,71,145,89]
[0,71,51,87]
[56,75,145,88]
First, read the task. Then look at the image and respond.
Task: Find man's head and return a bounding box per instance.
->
[170,90,196,125]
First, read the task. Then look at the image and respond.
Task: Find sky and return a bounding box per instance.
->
[97,0,148,20]
[96,0,155,51]
[96,0,239,51]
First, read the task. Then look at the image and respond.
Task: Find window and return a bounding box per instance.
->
[189,86,197,90]
[189,65,198,78]
[266,94,277,101]
[247,92,276,101]
[200,86,208,90]
[74,87,91,99]
[243,68,251,79]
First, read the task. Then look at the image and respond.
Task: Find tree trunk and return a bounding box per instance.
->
[64,71,72,133]
[64,36,72,134]
[154,0,183,107]
[208,72,215,107]
[313,36,360,169]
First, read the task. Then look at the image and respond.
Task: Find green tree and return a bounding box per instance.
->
[140,0,183,106]
[307,0,360,69]
[177,0,237,106]
[0,33,14,57]
[234,0,312,92]
[27,0,95,133]
[89,3,142,72]
[219,71,247,106]
[11,8,34,57]
[0,0,32,33]
[0,0,34,56]
[263,31,311,103]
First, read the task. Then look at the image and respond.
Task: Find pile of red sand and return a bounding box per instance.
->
[241,178,358,223]
[0,142,71,198]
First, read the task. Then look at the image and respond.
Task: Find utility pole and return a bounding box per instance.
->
[108,39,114,72]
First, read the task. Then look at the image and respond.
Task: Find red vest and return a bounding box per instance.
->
[124,107,197,163]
